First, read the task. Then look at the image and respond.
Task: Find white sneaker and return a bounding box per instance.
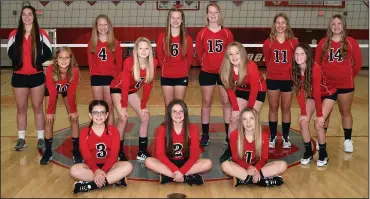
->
[317,157,329,167]
[269,136,277,148]
[300,156,312,165]
[344,139,353,153]
[282,136,292,149]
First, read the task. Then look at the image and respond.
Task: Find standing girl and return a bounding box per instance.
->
[315,14,362,153]
[293,43,337,166]
[40,47,82,165]
[88,14,122,125]
[157,8,193,108]
[219,42,267,161]
[263,13,298,149]
[70,100,133,194]
[196,3,234,148]
[7,5,52,151]
[221,108,287,187]
[110,37,158,161]
[144,99,212,185]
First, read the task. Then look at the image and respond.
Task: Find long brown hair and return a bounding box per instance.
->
[320,14,348,63]
[164,8,188,58]
[220,41,249,89]
[237,108,262,160]
[52,46,79,83]
[269,12,295,42]
[89,14,116,53]
[205,3,223,26]
[292,43,313,98]
[165,99,190,159]
[132,37,155,83]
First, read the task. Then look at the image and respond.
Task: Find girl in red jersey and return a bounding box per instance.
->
[263,13,299,150]
[157,8,193,108]
[219,42,267,162]
[145,99,212,185]
[293,43,337,167]
[196,3,234,149]
[88,14,122,125]
[315,14,362,153]
[40,47,83,165]
[7,5,52,151]
[70,100,133,194]
[110,37,158,161]
[221,108,287,187]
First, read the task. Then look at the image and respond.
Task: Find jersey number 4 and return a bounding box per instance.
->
[98,47,107,61]
[96,143,107,158]
[328,48,343,62]
[207,39,223,53]
[273,50,288,63]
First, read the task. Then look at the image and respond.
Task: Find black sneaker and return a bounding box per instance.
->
[233,176,253,187]
[73,181,92,194]
[137,151,151,161]
[184,174,204,186]
[219,147,232,163]
[115,177,128,187]
[118,152,128,161]
[199,134,209,146]
[73,150,83,164]
[257,176,284,187]
[159,174,173,184]
[40,151,53,165]
[15,138,27,151]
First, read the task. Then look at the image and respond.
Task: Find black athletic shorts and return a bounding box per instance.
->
[11,72,45,88]
[337,88,355,94]
[199,70,223,86]
[266,79,293,92]
[44,88,67,97]
[91,75,114,86]
[161,76,188,86]
[235,90,266,103]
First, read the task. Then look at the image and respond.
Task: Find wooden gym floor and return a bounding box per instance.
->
[1,68,368,198]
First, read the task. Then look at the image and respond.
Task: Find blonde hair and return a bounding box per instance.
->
[132,37,154,83]
[220,41,249,89]
[164,8,188,57]
[89,14,116,53]
[205,3,223,26]
[52,47,79,83]
[237,108,262,160]
[320,14,348,63]
[269,12,295,42]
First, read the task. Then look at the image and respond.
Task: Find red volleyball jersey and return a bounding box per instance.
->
[156,33,194,78]
[110,56,158,109]
[87,39,123,77]
[229,129,269,171]
[263,38,299,80]
[79,125,120,173]
[226,61,267,111]
[8,28,51,75]
[296,63,336,117]
[196,27,234,74]
[155,123,200,175]
[315,36,362,88]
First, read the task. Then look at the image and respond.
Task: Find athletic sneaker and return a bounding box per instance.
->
[269,136,277,149]
[258,176,284,187]
[300,154,313,165]
[219,147,232,163]
[40,152,53,165]
[37,138,45,150]
[282,136,292,149]
[115,177,128,187]
[344,139,354,153]
[233,176,253,187]
[184,174,204,186]
[73,181,91,194]
[317,151,329,167]
[118,152,128,161]
[15,138,27,151]
[137,151,151,161]
[159,174,173,184]
[199,134,209,146]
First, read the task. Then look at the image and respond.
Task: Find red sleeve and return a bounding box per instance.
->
[349,38,363,77]
[114,40,123,76]
[230,130,251,170]
[140,59,157,109]
[155,125,179,173]
[254,132,269,171]
[186,36,194,68]
[246,61,259,108]
[87,42,94,74]
[262,39,271,68]
[296,82,307,116]
[101,126,120,173]
[227,88,239,111]
[179,124,200,175]
[66,67,79,114]
[79,128,99,173]
[120,58,132,108]
[312,64,323,117]
[315,39,325,64]
[45,66,58,114]
[195,31,204,63]
[156,34,165,66]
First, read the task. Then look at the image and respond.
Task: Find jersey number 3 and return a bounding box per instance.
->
[98,47,107,61]
[96,143,107,158]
